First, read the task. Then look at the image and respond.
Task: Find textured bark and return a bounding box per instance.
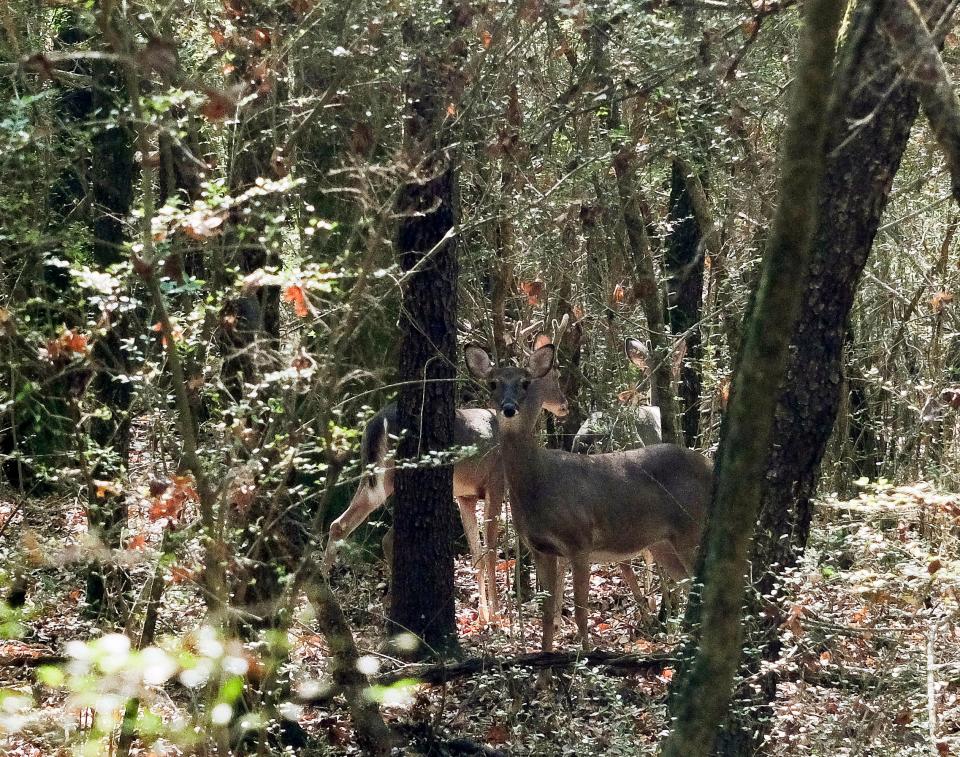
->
[718,0,954,752]
[389,160,460,655]
[387,13,461,654]
[665,160,705,447]
[662,1,844,754]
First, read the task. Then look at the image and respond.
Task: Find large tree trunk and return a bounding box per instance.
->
[387,14,461,657]
[662,1,844,753]
[716,0,954,752]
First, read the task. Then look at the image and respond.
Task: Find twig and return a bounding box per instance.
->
[927,621,940,753]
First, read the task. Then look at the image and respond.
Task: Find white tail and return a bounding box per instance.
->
[465,341,712,651]
[322,333,569,624]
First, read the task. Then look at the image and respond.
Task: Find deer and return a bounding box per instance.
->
[572,337,661,453]
[321,332,570,624]
[571,336,662,612]
[465,339,712,652]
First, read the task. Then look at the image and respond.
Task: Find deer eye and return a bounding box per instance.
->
[488,380,498,390]
[520,379,531,390]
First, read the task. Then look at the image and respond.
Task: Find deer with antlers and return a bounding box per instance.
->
[465,339,712,651]
[322,325,570,624]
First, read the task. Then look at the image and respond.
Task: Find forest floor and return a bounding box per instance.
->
[1,480,959,756]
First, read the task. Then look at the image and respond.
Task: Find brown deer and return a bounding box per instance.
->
[322,333,569,624]
[465,340,712,651]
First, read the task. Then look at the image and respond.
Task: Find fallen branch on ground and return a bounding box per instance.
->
[374,649,675,687]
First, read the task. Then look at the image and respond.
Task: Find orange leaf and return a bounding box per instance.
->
[200,89,235,121]
[128,534,148,550]
[480,29,493,48]
[252,28,272,48]
[931,291,954,313]
[210,28,226,48]
[283,285,311,317]
[169,566,194,584]
[93,480,122,499]
[518,280,544,305]
[446,103,457,117]
[485,723,509,744]
[613,282,626,305]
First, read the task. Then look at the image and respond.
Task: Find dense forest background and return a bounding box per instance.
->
[3,0,960,754]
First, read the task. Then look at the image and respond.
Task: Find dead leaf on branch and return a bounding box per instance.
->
[200,89,236,122]
[283,284,314,317]
[44,328,90,362]
[519,280,545,305]
[931,291,954,313]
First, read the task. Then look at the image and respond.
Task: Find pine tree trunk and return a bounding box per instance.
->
[388,160,460,656]
[387,15,461,656]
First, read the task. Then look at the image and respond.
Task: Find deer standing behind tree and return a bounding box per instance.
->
[465,340,712,651]
[572,337,662,453]
[322,333,569,624]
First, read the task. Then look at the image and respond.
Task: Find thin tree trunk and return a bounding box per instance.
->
[666,159,705,447]
[714,1,956,752]
[662,2,844,754]
[84,53,135,617]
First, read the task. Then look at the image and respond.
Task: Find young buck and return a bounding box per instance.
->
[465,341,712,651]
[322,334,569,624]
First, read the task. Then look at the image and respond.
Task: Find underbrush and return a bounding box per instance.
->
[0,480,958,755]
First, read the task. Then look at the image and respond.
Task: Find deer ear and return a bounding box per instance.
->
[624,338,649,370]
[464,345,494,379]
[533,333,552,350]
[527,344,555,379]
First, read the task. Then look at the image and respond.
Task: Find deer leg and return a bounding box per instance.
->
[322,475,390,575]
[533,552,559,653]
[457,496,489,623]
[618,561,646,604]
[571,557,592,651]
[648,543,692,621]
[642,549,654,594]
[482,493,501,622]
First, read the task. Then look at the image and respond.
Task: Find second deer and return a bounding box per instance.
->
[322,333,569,624]
[465,340,712,652]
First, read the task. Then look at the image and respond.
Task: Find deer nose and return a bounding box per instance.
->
[502,402,518,418]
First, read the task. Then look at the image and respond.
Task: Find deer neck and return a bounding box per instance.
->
[496,410,545,510]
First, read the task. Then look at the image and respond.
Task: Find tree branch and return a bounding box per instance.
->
[882,0,960,203]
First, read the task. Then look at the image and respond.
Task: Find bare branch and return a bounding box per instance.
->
[881,0,960,203]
